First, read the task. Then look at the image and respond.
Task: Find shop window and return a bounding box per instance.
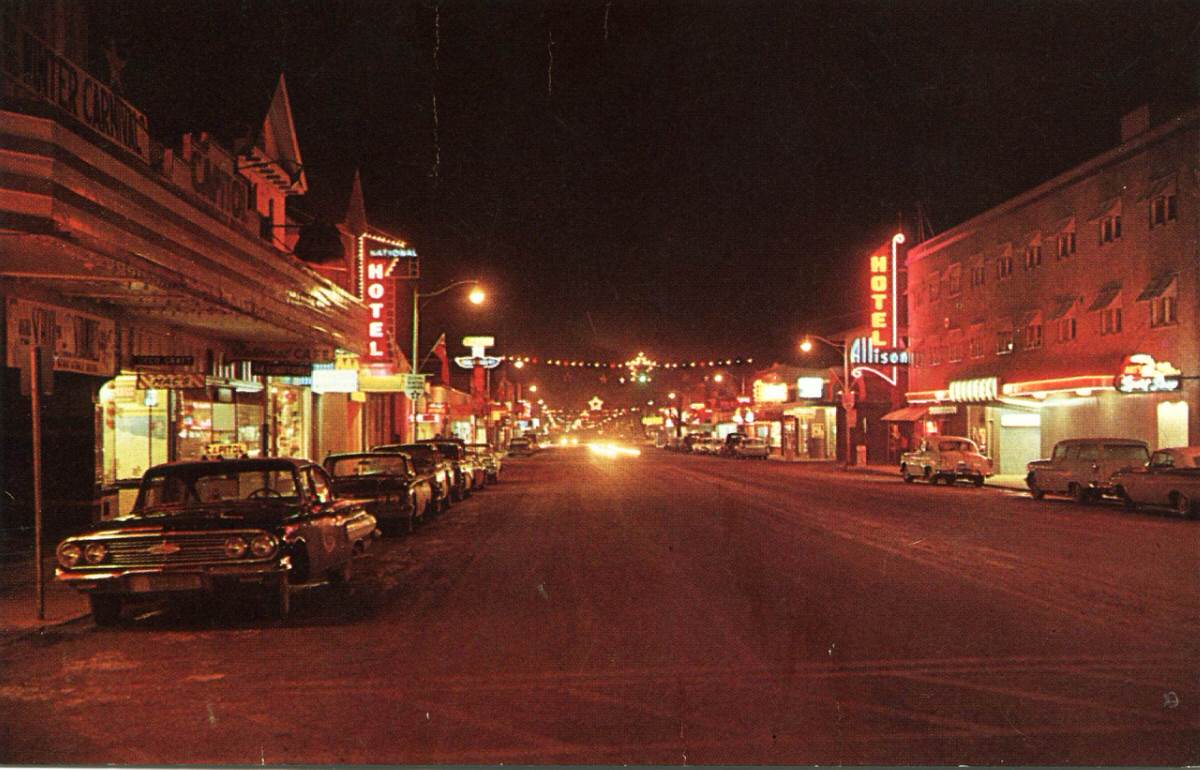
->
[1057,231,1076,258]
[1100,306,1123,335]
[1056,317,1077,342]
[1098,214,1121,244]
[1149,193,1177,228]
[99,377,169,483]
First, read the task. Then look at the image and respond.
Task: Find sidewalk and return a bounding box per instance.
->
[848,462,1029,492]
[0,543,92,642]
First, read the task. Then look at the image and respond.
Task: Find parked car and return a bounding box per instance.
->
[900,436,992,486]
[1026,437,1150,503]
[467,443,503,483]
[373,443,455,507]
[508,437,534,456]
[419,439,484,496]
[720,433,748,457]
[681,432,713,453]
[1109,446,1200,518]
[732,436,771,460]
[323,451,437,532]
[55,458,378,625]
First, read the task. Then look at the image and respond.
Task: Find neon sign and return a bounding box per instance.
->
[1115,354,1181,394]
[849,337,909,366]
[357,235,406,362]
[854,233,906,387]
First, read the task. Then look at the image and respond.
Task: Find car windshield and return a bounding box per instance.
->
[1104,444,1149,462]
[136,465,301,511]
[327,455,410,477]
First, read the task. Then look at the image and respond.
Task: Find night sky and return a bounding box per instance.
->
[96,0,1197,397]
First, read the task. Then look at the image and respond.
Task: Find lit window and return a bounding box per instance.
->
[995,330,1014,355]
[1025,324,1043,349]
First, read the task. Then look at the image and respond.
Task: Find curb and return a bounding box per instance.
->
[845,464,1029,493]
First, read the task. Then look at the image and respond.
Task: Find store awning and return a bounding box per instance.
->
[1088,281,1122,312]
[1136,273,1177,301]
[882,405,928,422]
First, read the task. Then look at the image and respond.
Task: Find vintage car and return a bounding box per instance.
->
[373,443,455,506]
[420,439,486,494]
[55,458,378,625]
[1026,437,1150,503]
[507,437,534,456]
[900,436,992,486]
[732,437,771,460]
[467,443,503,483]
[1109,446,1200,518]
[323,451,438,532]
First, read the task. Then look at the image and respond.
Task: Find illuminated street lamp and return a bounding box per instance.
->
[528,384,539,393]
[411,280,485,377]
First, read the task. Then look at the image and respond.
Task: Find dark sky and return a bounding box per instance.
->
[100,0,1197,389]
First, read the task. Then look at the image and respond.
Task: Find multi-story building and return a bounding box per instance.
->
[905,105,1198,474]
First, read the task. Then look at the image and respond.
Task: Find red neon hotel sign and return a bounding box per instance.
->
[868,234,904,348]
[357,234,414,361]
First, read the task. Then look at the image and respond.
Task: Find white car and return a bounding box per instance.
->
[1026,438,1149,503]
[1109,446,1200,517]
[732,437,770,459]
[900,436,992,486]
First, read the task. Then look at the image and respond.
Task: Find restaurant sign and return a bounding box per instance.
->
[1115,354,1181,394]
[136,372,206,390]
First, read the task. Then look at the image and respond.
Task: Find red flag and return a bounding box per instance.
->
[431,333,451,385]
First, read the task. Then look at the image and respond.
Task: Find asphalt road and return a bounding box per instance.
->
[2,447,1197,765]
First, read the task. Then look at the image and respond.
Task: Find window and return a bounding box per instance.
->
[1103,444,1149,463]
[307,466,333,504]
[1078,444,1099,462]
[996,253,1013,279]
[996,330,1015,355]
[970,263,987,288]
[946,264,962,295]
[1100,306,1122,335]
[1150,193,1178,228]
[969,335,984,358]
[1025,323,1043,349]
[1149,451,1174,469]
[1099,214,1121,244]
[1057,317,1076,343]
[1023,244,1042,270]
[948,341,964,363]
[1151,294,1178,327]
[1057,231,1076,258]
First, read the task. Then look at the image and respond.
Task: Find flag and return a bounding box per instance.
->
[431,333,451,385]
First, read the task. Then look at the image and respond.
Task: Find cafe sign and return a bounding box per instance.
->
[1115,354,1181,394]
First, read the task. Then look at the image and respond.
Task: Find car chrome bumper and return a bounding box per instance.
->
[56,559,289,594]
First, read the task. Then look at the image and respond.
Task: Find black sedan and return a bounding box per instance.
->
[323,452,439,532]
[55,458,378,625]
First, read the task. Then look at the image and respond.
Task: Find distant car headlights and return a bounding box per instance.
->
[84,542,108,564]
[58,543,83,568]
[249,533,278,558]
[223,536,248,558]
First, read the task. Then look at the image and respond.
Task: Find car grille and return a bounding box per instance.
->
[90,533,263,568]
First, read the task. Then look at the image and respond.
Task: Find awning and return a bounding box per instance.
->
[882,405,929,422]
[1089,197,1121,221]
[1136,272,1177,301]
[1088,281,1122,312]
[1139,173,1177,201]
[1048,295,1077,320]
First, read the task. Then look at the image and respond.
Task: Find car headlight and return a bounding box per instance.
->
[58,543,83,568]
[249,533,278,558]
[84,542,108,564]
[223,536,248,558]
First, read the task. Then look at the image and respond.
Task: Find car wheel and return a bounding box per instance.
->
[1070,483,1090,504]
[328,558,352,586]
[928,472,940,485]
[88,594,122,626]
[260,578,290,620]
[1115,486,1137,510]
[972,475,985,487]
[1030,486,1045,500]
[1170,492,1195,519]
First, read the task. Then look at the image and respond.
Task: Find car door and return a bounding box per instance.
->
[304,465,349,575]
[1042,443,1070,492]
[1130,450,1172,505]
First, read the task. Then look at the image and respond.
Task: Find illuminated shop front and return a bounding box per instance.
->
[748,369,838,460]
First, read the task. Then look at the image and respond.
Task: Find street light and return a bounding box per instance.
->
[411,279,485,378]
[528,384,538,393]
[800,334,852,468]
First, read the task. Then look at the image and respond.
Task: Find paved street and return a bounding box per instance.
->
[1,448,1197,765]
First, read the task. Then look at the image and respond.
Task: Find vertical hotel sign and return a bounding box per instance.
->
[851,233,906,386]
[357,234,416,363]
[1,20,151,164]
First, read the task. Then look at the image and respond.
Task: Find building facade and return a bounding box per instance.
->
[905,106,1199,474]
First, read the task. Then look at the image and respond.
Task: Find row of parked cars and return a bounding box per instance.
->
[54,438,508,625]
[898,434,1199,518]
[661,432,771,459]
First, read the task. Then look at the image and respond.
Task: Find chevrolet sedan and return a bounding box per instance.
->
[56,458,378,625]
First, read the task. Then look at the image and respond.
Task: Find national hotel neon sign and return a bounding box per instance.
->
[356,234,417,362]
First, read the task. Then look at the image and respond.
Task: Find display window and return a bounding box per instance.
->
[271,383,309,458]
[98,375,169,484]
[177,388,263,460]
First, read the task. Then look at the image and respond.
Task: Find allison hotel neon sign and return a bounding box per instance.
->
[899,106,1198,474]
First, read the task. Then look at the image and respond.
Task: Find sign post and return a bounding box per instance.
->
[29,346,45,621]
